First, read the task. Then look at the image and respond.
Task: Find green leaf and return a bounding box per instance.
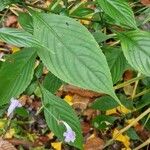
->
[0,28,39,47]
[91,96,118,111]
[41,86,83,149]
[15,107,29,118]
[31,12,120,104]
[135,93,150,110]
[18,13,33,34]
[0,48,36,105]
[0,28,53,53]
[43,72,62,94]
[105,48,127,83]
[92,31,112,43]
[125,128,140,140]
[92,115,118,130]
[0,0,21,11]
[118,30,150,76]
[96,0,137,29]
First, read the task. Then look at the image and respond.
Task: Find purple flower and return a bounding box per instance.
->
[7,98,22,117]
[62,121,76,143]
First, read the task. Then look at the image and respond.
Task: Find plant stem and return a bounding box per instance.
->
[24,2,50,12]
[133,137,150,150]
[131,73,141,100]
[104,107,150,148]
[128,88,150,100]
[114,75,145,90]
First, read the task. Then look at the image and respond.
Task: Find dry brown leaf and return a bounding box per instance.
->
[123,70,133,81]
[123,85,134,96]
[63,85,103,98]
[72,94,90,111]
[84,137,105,150]
[4,15,17,27]
[83,109,97,120]
[141,0,150,6]
[81,122,92,135]
[0,139,17,150]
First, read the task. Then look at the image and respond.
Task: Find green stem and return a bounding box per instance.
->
[114,75,145,90]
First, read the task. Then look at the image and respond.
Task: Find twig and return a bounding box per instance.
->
[131,73,141,100]
[114,75,145,90]
[133,137,150,150]
[104,107,150,148]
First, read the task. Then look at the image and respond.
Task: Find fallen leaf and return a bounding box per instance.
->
[0,121,5,128]
[123,85,134,96]
[141,0,150,6]
[0,138,17,150]
[106,108,118,115]
[123,70,133,81]
[64,95,73,105]
[73,94,90,111]
[5,128,16,139]
[5,15,17,27]
[113,129,131,149]
[51,142,62,150]
[63,85,102,98]
[84,137,105,150]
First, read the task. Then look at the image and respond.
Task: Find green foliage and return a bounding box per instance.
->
[105,48,127,84]
[43,72,62,94]
[118,30,150,76]
[0,0,150,148]
[0,48,36,105]
[31,11,119,103]
[41,86,83,149]
[96,0,137,28]
[0,0,21,11]
[92,96,118,111]
[92,115,118,130]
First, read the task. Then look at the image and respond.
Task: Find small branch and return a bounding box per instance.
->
[104,107,150,148]
[114,75,145,90]
[128,88,150,100]
[131,73,141,100]
[133,137,150,150]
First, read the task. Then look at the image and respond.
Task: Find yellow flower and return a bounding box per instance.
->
[64,95,73,106]
[113,129,131,149]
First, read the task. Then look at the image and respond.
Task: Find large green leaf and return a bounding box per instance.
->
[41,86,83,149]
[31,12,120,104]
[0,48,36,105]
[118,30,150,76]
[105,48,127,83]
[0,28,53,52]
[96,0,137,29]
[0,28,38,47]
